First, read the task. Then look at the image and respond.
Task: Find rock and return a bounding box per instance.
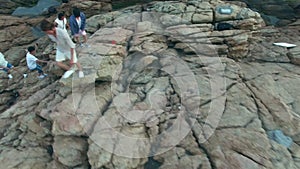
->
[60,0,112,18]
[1,0,300,168]
[53,136,88,168]
[287,46,300,65]
[0,0,39,14]
[204,129,273,168]
[0,147,51,169]
[154,147,206,169]
[88,140,148,169]
[269,140,295,169]
[224,0,300,26]
[0,24,37,52]
[12,0,61,16]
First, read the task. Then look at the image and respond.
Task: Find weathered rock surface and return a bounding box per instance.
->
[1,0,300,169]
[0,0,39,14]
[224,0,300,26]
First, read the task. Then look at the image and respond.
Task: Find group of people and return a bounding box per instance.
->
[1,45,51,79]
[0,7,88,80]
[54,7,89,47]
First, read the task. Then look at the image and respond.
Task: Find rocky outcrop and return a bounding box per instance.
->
[0,0,39,14]
[87,0,264,59]
[0,0,112,53]
[58,0,112,18]
[0,0,112,15]
[225,0,300,26]
[1,0,300,169]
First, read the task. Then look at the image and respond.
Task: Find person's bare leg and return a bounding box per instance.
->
[75,61,84,78]
[75,62,82,71]
[83,35,87,43]
[56,62,70,70]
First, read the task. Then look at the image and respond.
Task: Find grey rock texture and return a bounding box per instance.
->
[1,0,300,168]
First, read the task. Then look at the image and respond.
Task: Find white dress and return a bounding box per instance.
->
[55,17,67,30]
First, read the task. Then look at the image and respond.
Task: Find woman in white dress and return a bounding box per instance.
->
[54,12,69,31]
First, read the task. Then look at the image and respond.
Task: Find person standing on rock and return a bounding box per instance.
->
[69,7,89,47]
[26,46,49,79]
[40,19,84,78]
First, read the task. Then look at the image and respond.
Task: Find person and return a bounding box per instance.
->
[40,19,84,78]
[69,7,89,47]
[26,46,49,79]
[55,12,69,31]
[0,52,16,79]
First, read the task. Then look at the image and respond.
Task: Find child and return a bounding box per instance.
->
[26,46,49,79]
[0,52,15,79]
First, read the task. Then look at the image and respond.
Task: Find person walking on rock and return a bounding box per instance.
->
[40,19,84,78]
[69,7,89,47]
[26,46,49,79]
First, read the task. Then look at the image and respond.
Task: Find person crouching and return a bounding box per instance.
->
[26,46,49,79]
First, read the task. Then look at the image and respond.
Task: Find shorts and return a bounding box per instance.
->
[73,30,87,37]
[1,63,14,72]
[56,50,78,63]
[30,64,43,74]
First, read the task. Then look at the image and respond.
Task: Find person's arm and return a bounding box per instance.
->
[61,29,76,64]
[36,60,49,64]
[66,22,70,30]
[80,12,86,31]
[69,16,76,35]
[70,48,75,65]
[48,35,57,42]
